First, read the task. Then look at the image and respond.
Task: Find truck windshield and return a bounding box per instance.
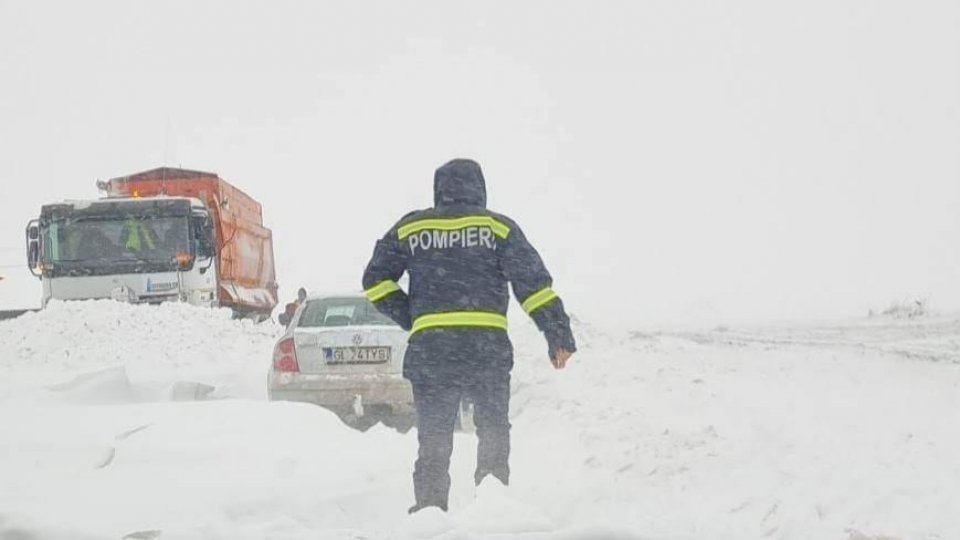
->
[297,298,396,328]
[43,216,191,266]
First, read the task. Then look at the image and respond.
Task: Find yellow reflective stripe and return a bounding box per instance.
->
[126,226,140,251]
[411,312,508,334]
[365,280,401,302]
[141,223,155,250]
[125,222,155,251]
[521,287,559,314]
[398,216,511,240]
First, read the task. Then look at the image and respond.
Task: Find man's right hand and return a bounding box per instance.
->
[551,348,573,370]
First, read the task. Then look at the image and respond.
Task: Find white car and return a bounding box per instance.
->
[267,293,414,431]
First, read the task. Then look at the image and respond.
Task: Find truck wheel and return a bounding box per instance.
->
[234,310,271,324]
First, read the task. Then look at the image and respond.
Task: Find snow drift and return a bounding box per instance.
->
[0,300,278,404]
[1,302,959,539]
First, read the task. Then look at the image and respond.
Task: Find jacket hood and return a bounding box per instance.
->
[434,159,487,208]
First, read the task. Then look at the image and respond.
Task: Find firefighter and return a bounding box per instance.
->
[362,158,577,513]
[121,218,157,253]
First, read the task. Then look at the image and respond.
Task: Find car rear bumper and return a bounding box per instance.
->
[267,371,414,411]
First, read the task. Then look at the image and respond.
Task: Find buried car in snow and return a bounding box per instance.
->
[267,293,414,430]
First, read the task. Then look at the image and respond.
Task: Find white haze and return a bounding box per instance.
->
[0,1,958,327]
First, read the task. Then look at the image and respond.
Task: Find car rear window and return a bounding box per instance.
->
[297,297,396,328]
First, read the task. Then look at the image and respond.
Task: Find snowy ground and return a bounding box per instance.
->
[1,302,958,540]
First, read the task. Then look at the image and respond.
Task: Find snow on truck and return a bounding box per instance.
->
[25,167,279,319]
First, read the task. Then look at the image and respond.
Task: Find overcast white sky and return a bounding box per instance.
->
[1,1,958,327]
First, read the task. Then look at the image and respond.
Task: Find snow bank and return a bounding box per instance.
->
[0,300,280,403]
[671,316,960,363]
[510,334,960,539]
[1,305,959,539]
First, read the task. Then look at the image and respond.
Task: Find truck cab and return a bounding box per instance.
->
[28,196,219,307]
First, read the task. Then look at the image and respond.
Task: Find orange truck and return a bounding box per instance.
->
[26,167,278,319]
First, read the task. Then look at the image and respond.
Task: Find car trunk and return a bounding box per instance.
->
[293,325,407,375]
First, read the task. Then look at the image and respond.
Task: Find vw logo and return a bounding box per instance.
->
[352,334,363,346]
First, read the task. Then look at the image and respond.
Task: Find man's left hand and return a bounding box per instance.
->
[551,348,573,370]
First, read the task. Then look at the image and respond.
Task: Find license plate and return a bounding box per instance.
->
[323,346,391,364]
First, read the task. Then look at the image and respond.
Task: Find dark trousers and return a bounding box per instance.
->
[410,370,511,511]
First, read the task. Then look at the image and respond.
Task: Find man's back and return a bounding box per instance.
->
[393,198,513,322]
[363,159,575,359]
[362,158,576,513]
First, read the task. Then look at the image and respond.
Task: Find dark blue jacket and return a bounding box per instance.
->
[362,159,576,374]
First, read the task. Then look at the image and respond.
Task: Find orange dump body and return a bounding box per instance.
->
[105,167,278,315]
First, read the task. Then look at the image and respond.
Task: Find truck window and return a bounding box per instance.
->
[43,216,190,264]
[45,222,61,262]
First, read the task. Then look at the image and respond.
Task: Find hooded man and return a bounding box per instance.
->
[362,158,577,513]
[279,287,307,327]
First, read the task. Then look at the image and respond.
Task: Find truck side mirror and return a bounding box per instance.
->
[25,221,41,277]
[28,242,39,269]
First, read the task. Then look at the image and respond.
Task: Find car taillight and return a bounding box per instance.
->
[273,337,299,373]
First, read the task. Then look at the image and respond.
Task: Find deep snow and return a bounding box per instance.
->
[1,302,958,539]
